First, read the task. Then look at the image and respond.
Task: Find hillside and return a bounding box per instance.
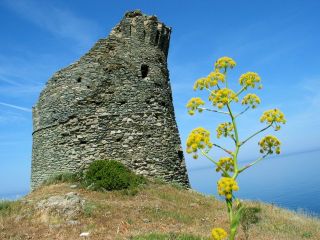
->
[0,181,319,240]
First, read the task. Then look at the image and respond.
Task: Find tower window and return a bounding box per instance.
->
[155,30,160,45]
[141,64,149,78]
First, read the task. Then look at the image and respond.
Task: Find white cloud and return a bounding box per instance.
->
[2,0,100,49]
[0,102,31,112]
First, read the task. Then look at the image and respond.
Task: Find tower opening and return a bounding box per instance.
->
[141,64,149,78]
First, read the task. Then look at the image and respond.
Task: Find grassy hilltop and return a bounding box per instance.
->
[0,179,319,240]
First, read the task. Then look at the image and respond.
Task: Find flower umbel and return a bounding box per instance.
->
[186,127,213,159]
[209,88,238,109]
[260,109,286,130]
[216,157,234,173]
[218,177,239,200]
[193,71,225,90]
[259,135,281,154]
[241,93,261,109]
[216,122,234,139]
[214,56,236,71]
[186,97,205,115]
[239,72,261,89]
[211,228,228,240]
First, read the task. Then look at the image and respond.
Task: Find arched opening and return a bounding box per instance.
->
[141,64,149,78]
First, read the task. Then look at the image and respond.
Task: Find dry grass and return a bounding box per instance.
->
[0,182,319,240]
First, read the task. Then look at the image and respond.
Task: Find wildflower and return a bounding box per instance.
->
[216,157,234,173]
[241,93,261,109]
[209,88,238,109]
[259,135,281,154]
[211,228,228,240]
[260,108,286,130]
[214,56,236,71]
[186,127,213,159]
[216,122,234,138]
[193,71,225,90]
[217,177,239,200]
[186,97,205,115]
[239,72,261,89]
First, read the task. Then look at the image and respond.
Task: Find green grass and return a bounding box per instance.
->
[0,200,16,216]
[144,207,193,224]
[42,172,81,186]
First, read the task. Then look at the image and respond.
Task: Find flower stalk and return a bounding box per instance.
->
[186,56,286,240]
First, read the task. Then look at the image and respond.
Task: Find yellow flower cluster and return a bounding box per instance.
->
[217,177,239,200]
[259,135,281,154]
[193,71,225,90]
[216,122,234,138]
[260,108,286,130]
[216,157,234,173]
[239,72,261,88]
[211,228,228,240]
[186,127,213,159]
[209,88,238,108]
[214,56,236,70]
[241,93,261,109]
[186,97,205,115]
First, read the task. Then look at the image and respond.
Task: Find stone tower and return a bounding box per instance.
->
[31,10,190,189]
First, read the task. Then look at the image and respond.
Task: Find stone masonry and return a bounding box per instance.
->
[31,10,190,189]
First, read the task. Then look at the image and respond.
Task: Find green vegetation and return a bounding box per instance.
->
[42,160,147,192]
[0,182,319,239]
[240,206,261,240]
[186,56,286,239]
[42,171,81,185]
[0,200,14,216]
[83,160,146,191]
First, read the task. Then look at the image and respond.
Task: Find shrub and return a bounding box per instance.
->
[84,160,146,191]
[0,200,15,216]
[240,206,261,240]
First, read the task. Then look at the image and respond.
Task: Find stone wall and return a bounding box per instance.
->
[31,10,190,189]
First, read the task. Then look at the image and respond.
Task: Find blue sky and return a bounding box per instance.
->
[0,0,319,196]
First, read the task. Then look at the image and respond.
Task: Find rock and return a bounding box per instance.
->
[143,218,151,223]
[67,220,80,225]
[80,232,90,237]
[36,192,85,219]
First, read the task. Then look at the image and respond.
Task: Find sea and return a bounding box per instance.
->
[189,149,320,217]
[1,150,319,217]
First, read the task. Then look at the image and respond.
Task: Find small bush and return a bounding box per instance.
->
[240,206,261,240]
[84,160,146,191]
[0,200,15,216]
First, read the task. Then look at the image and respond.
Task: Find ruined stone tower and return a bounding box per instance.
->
[31,10,190,189]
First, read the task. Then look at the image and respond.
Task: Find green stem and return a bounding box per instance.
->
[240,124,273,147]
[226,103,239,176]
[227,199,233,222]
[235,106,250,119]
[235,86,247,98]
[239,153,269,173]
[197,107,229,115]
[212,143,233,155]
[227,199,237,240]
[201,150,231,177]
